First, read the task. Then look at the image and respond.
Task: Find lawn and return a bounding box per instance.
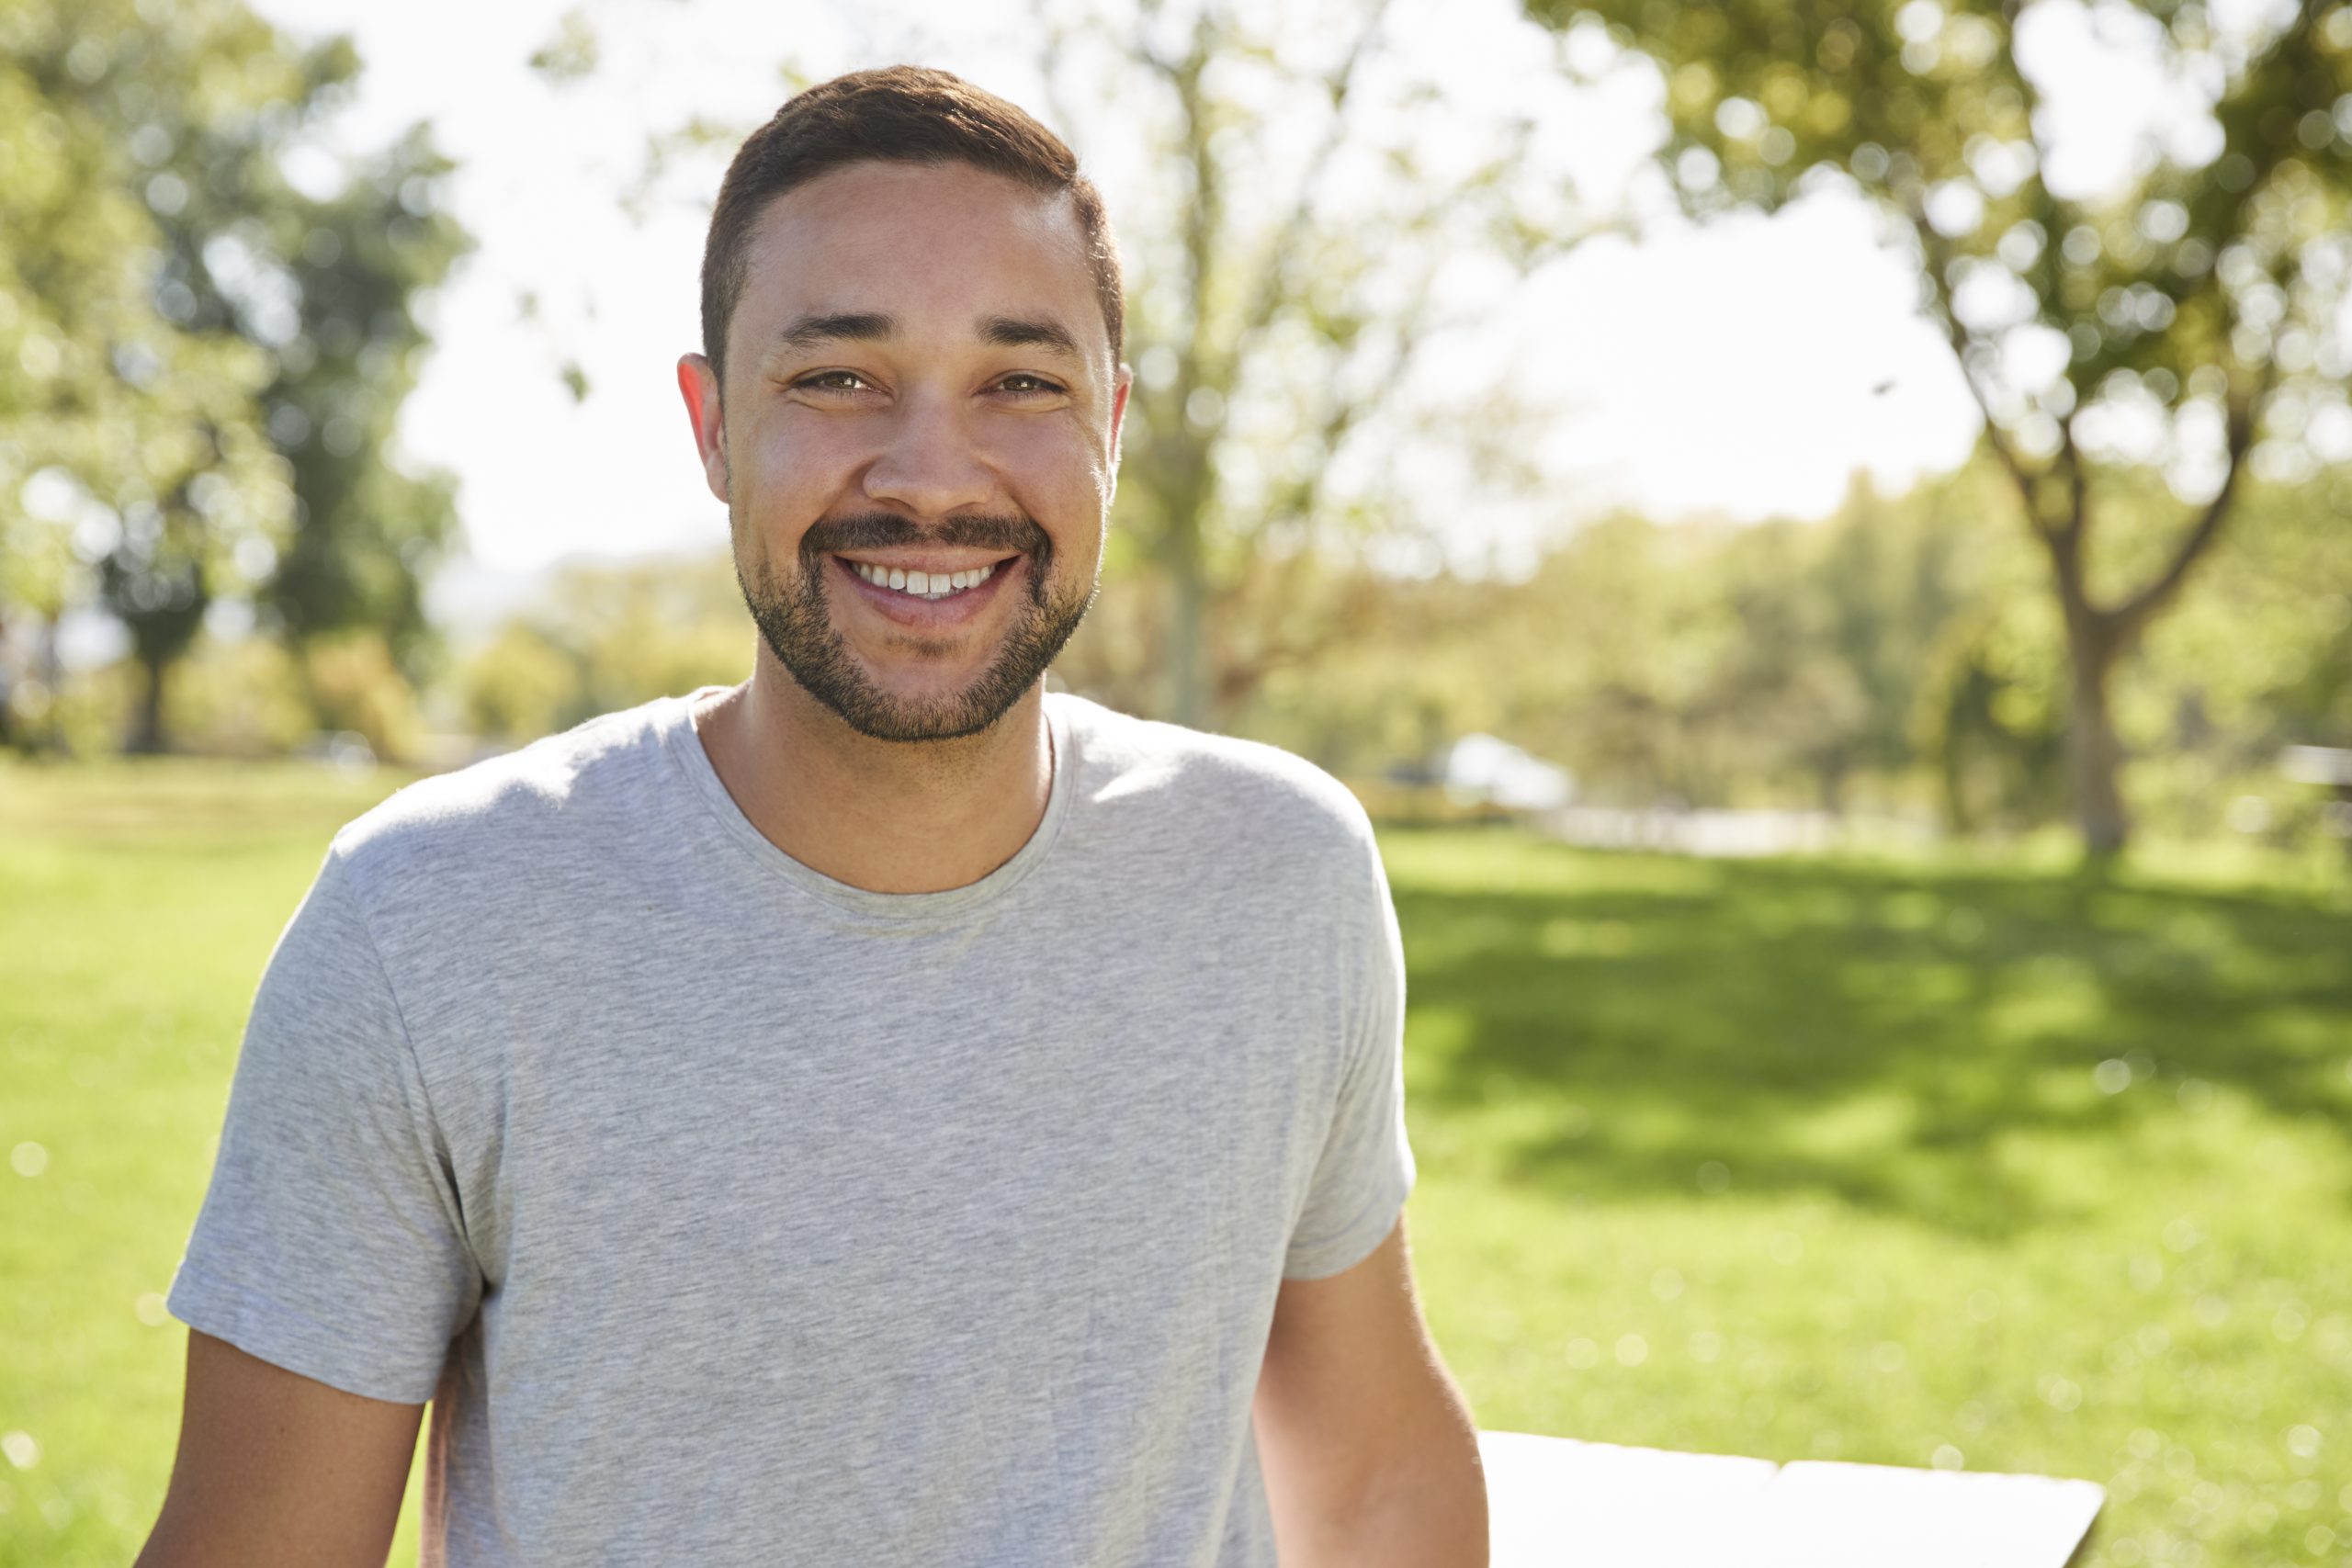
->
[3,758,2347,1566]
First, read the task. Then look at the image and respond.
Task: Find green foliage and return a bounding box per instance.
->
[0,0,298,750]
[1915,592,2072,835]
[1187,465,2001,813]
[460,622,582,747]
[297,628,424,761]
[2126,465,2352,839]
[456,552,751,743]
[526,8,600,85]
[1138,452,2349,854]
[1024,3,1589,726]
[1530,0,2352,854]
[0,0,469,754]
[249,122,469,681]
[161,629,312,756]
[1536,1,2351,412]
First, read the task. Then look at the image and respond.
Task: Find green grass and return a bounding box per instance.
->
[4,758,2348,1566]
[0,757,438,1564]
[1393,832,2352,1568]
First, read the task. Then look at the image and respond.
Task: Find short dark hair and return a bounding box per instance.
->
[699,65,1124,395]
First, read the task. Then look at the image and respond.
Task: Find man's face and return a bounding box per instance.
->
[678,159,1129,742]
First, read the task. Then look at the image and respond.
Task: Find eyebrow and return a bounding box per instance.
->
[770,310,1085,362]
[978,314,1084,362]
[769,310,896,354]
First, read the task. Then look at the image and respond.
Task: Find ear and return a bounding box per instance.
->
[677,353,729,503]
[1106,361,1133,497]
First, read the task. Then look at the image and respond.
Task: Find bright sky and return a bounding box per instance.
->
[239,0,2236,609]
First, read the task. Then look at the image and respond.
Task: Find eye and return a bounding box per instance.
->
[793,370,873,394]
[995,373,1066,397]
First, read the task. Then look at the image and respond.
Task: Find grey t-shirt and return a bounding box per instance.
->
[166,686,1415,1567]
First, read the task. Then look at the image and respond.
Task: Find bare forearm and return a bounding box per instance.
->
[1268,1419,1489,1567]
[1252,1220,1489,1565]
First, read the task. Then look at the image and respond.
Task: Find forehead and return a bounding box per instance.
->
[730,160,1103,360]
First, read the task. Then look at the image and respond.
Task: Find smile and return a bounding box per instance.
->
[843,558,1007,602]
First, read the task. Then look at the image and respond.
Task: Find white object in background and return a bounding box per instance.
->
[1442,734,1576,812]
[1757,1460,2107,1568]
[1477,1431,2105,1568]
[1478,1431,1779,1565]
[2280,743,2352,787]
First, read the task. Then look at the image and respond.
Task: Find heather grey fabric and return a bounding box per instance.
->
[166,686,1415,1567]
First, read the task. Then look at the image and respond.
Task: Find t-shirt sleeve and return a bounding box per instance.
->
[1283,829,1417,1280]
[165,841,481,1404]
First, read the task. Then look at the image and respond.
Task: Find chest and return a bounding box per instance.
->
[424,898,1343,1326]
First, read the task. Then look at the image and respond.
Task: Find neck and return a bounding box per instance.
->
[691,646,1055,895]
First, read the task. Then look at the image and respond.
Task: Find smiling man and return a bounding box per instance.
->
[141,67,1486,1568]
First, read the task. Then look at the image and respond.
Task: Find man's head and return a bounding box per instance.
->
[699,67,1124,398]
[678,68,1131,744]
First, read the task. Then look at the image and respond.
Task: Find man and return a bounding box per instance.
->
[139,66,1487,1568]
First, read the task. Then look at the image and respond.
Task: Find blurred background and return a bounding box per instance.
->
[3,1,2348,1564]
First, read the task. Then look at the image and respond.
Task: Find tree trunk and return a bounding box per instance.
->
[40,612,63,754]
[129,646,170,755]
[1815,754,1848,816]
[2062,615,2129,860]
[1155,447,1214,730]
[1165,552,1210,731]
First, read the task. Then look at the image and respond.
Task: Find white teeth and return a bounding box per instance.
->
[848,558,1006,598]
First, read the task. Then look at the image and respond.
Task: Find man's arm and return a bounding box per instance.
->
[1253,1214,1487,1566]
[134,1329,424,1568]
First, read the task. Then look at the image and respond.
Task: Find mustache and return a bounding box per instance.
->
[798,512,1050,561]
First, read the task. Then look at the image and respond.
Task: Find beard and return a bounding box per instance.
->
[733,508,1096,743]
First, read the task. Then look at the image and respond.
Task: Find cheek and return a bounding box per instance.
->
[983,420,1115,509]
[736,418,855,522]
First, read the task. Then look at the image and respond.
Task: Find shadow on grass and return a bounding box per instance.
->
[1388,829,2352,1240]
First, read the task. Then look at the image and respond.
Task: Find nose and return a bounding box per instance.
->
[860,389,999,520]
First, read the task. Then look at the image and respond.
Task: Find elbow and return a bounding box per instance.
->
[1363,1424,1490,1568]
[1283,1421,1491,1568]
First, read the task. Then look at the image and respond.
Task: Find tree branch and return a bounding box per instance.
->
[2111,361,2274,636]
[1267,253,1446,545]
[1228,0,1394,359]
[1906,209,2059,547]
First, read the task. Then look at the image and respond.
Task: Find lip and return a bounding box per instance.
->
[831,551,1025,630]
[835,549,1022,575]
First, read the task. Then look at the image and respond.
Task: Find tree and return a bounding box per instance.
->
[0,0,467,753]
[1532,0,2352,856]
[459,551,751,742]
[1035,0,1600,727]
[0,0,285,753]
[245,124,469,684]
[110,4,469,733]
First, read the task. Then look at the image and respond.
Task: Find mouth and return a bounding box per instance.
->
[830,551,1026,626]
[837,554,1019,603]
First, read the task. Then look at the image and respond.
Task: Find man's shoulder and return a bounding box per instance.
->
[328,697,676,888]
[1054,692,1377,862]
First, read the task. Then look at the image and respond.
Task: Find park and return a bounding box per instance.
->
[6,1,2352,1564]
